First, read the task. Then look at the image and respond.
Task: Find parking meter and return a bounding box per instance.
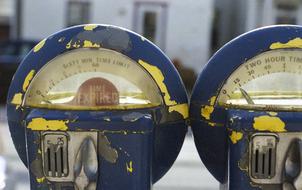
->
[7,24,188,190]
[190,25,302,190]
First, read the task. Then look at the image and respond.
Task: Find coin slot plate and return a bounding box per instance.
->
[251,135,277,179]
[42,132,69,178]
[41,132,98,182]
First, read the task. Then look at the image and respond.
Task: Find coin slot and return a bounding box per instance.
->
[47,148,51,175]
[255,149,259,173]
[268,148,272,176]
[60,147,64,174]
[55,151,57,173]
[262,153,265,175]
[42,133,69,178]
[251,135,277,179]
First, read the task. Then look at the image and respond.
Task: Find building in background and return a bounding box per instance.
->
[246,0,302,29]
[11,0,302,90]
[211,0,247,52]
[214,0,302,50]
[18,0,214,73]
[0,0,13,40]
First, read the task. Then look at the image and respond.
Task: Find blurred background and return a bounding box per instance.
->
[0,0,300,189]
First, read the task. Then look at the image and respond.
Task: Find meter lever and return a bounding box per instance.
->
[239,88,254,104]
[74,138,98,190]
[43,99,52,104]
[283,140,302,190]
[293,140,302,189]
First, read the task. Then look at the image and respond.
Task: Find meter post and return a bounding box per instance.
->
[190,25,302,190]
[7,24,188,190]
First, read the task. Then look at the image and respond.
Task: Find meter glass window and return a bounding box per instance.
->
[218,49,302,110]
[24,48,162,110]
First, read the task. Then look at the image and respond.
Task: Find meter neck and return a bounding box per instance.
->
[227,109,302,132]
[23,108,160,132]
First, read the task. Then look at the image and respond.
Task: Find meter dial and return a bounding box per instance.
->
[218,49,302,110]
[24,48,162,110]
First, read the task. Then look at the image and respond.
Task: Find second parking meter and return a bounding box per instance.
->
[190,25,302,190]
[7,24,188,190]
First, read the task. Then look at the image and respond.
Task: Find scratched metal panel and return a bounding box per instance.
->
[190,25,302,188]
[7,24,188,189]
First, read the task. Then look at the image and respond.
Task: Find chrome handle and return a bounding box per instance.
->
[74,138,98,190]
[283,182,296,190]
[293,141,302,189]
[283,140,301,190]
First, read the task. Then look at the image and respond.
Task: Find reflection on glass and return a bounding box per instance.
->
[24,48,162,110]
[218,49,302,110]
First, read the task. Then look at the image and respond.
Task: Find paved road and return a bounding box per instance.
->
[154,137,219,190]
[0,106,219,190]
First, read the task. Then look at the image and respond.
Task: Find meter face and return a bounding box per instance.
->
[24,48,162,110]
[218,49,302,110]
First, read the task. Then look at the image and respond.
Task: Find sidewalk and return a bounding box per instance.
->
[154,135,219,190]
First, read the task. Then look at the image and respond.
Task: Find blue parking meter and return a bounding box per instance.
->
[7,24,188,190]
[191,25,302,190]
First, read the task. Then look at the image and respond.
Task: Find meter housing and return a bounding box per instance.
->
[7,24,188,190]
[190,25,302,190]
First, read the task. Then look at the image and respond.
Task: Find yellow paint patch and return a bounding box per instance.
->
[126,161,133,173]
[34,39,46,52]
[27,118,69,131]
[138,60,177,106]
[23,70,35,92]
[83,40,101,48]
[230,131,243,144]
[253,115,286,132]
[204,120,224,127]
[208,122,215,127]
[268,112,278,116]
[84,25,98,31]
[270,38,302,49]
[66,40,99,49]
[11,93,23,105]
[201,96,216,120]
[66,40,81,49]
[168,103,189,119]
[201,106,214,120]
[209,96,216,105]
[36,177,45,183]
[66,40,72,49]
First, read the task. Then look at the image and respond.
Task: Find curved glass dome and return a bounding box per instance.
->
[218,49,302,110]
[23,48,162,110]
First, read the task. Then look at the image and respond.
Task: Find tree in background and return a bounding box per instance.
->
[172,59,197,95]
